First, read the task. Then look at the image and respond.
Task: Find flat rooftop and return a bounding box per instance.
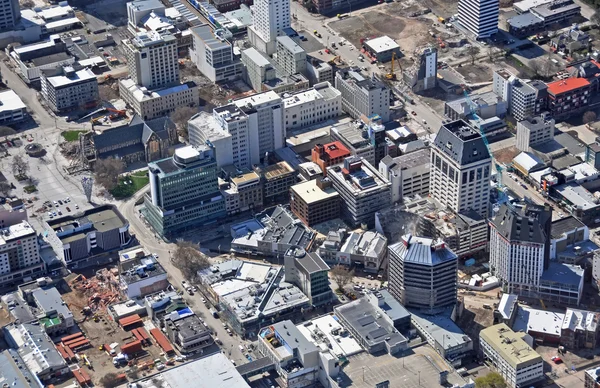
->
[364,36,399,53]
[296,314,363,357]
[46,68,96,88]
[290,179,339,204]
[513,306,564,337]
[262,161,294,180]
[48,205,127,238]
[120,252,166,285]
[409,308,472,351]
[480,324,542,369]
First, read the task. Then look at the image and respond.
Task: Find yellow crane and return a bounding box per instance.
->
[386,52,401,80]
[539,299,547,310]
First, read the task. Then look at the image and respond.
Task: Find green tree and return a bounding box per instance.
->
[475,372,507,388]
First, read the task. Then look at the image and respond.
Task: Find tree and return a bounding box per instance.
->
[169,106,198,139]
[0,126,16,138]
[171,241,210,281]
[19,0,35,8]
[11,155,29,178]
[330,265,354,291]
[99,373,121,388]
[94,157,125,191]
[583,111,597,124]
[466,46,480,65]
[0,182,12,198]
[475,372,507,388]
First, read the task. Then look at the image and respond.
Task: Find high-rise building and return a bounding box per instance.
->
[284,246,331,306]
[248,0,290,54]
[144,145,225,236]
[489,202,552,296]
[430,120,491,219]
[0,0,20,31]
[189,24,243,83]
[516,115,555,151]
[388,234,458,311]
[379,148,431,204]
[335,68,391,123]
[275,36,306,76]
[0,221,44,287]
[493,69,548,121]
[405,47,438,92]
[457,0,499,38]
[124,31,179,89]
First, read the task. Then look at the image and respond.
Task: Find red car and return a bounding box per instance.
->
[552,356,563,364]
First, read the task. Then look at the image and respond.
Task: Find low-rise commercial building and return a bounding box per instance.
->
[561,308,600,349]
[0,349,43,388]
[0,90,26,125]
[221,170,263,215]
[547,77,590,118]
[327,157,391,228]
[516,115,555,151]
[290,178,339,226]
[550,216,598,264]
[46,205,131,269]
[164,310,213,354]
[282,82,342,131]
[586,367,600,388]
[118,246,168,299]
[40,66,98,113]
[257,161,296,202]
[17,282,74,335]
[333,230,388,273]
[444,91,507,120]
[480,324,544,388]
[330,121,375,166]
[508,0,581,37]
[311,141,351,177]
[362,36,401,63]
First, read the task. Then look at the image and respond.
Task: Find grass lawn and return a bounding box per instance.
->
[110,170,149,199]
[61,130,87,142]
[23,185,37,193]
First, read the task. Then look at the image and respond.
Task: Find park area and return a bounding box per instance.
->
[110,170,149,199]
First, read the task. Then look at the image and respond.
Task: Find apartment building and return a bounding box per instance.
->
[40,66,99,113]
[248,0,290,55]
[234,91,285,156]
[516,115,555,151]
[241,47,276,92]
[430,120,491,219]
[144,145,226,237]
[547,78,591,118]
[124,31,179,89]
[388,234,458,311]
[327,156,391,228]
[222,171,263,214]
[335,68,391,122]
[379,148,431,204]
[290,178,339,226]
[311,141,351,176]
[493,69,547,121]
[282,81,342,131]
[275,36,306,76]
[489,202,552,296]
[0,0,20,31]
[480,324,544,388]
[457,0,499,38]
[0,221,44,287]
[284,246,331,306]
[190,24,243,83]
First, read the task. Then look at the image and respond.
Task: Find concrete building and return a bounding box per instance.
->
[539,261,584,305]
[327,156,391,228]
[118,246,168,299]
[276,36,306,76]
[189,24,243,83]
[480,324,544,388]
[490,202,552,296]
[431,120,491,219]
[284,246,331,306]
[124,31,179,89]
[45,205,131,269]
[40,66,98,113]
[405,47,437,92]
[221,170,263,215]
[508,0,581,37]
[547,78,590,118]
[334,295,408,355]
[164,310,213,354]
[335,68,391,123]
[127,0,166,30]
[550,216,598,264]
[388,234,458,311]
[444,91,507,120]
[233,91,285,156]
[493,69,548,121]
[311,141,351,177]
[0,221,43,288]
[330,121,375,165]
[0,0,19,31]
[282,82,342,131]
[516,115,555,151]
[362,36,401,63]
[241,47,276,92]
[119,78,199,121]
[378,149,431,204]
[17,283,74,335]
[257,161,296,201]
[247,0,290,55]
[457,0,499,38]
[334,230,388,272]
[0,90,26,125]
[306,58,333,86]
[0,349,43,388]
[4,323,69,382]
[561,308,600,349]
[144,145,225,237]
[290,178,339,226]
[200,260,309,337]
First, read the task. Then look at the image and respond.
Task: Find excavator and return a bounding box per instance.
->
[386,52,399,80]
[106,108,127,120]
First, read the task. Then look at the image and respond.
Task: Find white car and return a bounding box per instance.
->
[48,212,53,218]
[75,204,79,209]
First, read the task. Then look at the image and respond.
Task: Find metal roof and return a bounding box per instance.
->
[388,234,458,266]
[433,120,491,166]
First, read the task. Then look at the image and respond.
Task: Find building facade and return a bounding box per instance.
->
[284,246,331,306]
[379,149,431,204]
[283,82,342,131]
[40,67,99,113]
[276,36,306,76]
[0,221,44,287]
[311,141,351,177]
[335,68,391,123]
[516,115,555,151]
[457,0,499,38]
[124,31,179,89]
[290,178,339,226]
[547,78,591,118]
[190,24,243,83]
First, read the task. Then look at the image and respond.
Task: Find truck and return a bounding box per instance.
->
[209,307,219,318]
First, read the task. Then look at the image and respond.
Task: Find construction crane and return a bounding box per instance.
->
[386,52,397,80]
[106,108,127,120]
[463,90,504,187]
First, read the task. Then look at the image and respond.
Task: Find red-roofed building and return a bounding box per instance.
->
[311,142,351,176]
[547,78,590,118]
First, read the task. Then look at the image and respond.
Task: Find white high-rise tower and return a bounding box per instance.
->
[248,0,291,55]
[457,0,499,39]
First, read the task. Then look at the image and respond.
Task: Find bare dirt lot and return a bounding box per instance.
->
[455,63,494,84]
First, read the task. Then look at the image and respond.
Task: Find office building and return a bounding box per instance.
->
[516,115,555,151]
[405,47,438,92]
[330,121,375,165]
[189,24,243,83]
[0,0,19,31]
[0,90,25,125]
[213,105,261,168]
[221,170,263,215]
[290,178,339,226]
[188,110,240,168]
[379,149,431,204]
[335,68,391,122]
[40,66,99,113]
[144,145,225,237]
[258,161,297,201]
[233,91,285,156]
[118,246,169,299]
[248,0,290,55]
[489,202,552,296]
[124,31,179,89]
[283,82,342,131]
[388,234,458,311]
[547,78,590,118]
[241,47,276,92]
[327,156,391,228]
[430,120,491,219]
[0,221,43,288]
[306,57,333,86]
[46,205,131,269]
[127,0,166,30]
[164,311,213,354]
[457,0,499,38]
[119,78,199,121]
[311,141,350,176]
[493,69,548,121]
[276,36,306,76]
[550,216,598,264]
[284,246,331,305]
[480,324,544,388]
